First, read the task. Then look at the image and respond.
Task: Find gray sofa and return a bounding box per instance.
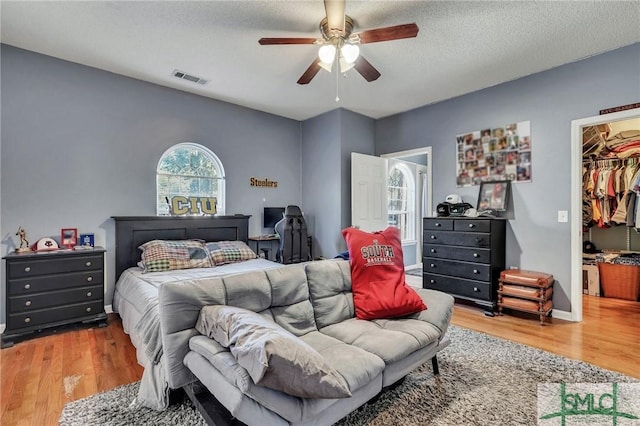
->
[159,259,454,425]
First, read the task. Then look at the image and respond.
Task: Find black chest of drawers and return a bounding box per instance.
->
[423,218,506,314]
[2,248,107,348]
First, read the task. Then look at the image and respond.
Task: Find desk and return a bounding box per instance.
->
[248,235,279,261]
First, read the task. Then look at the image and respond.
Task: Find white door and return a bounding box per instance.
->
[351,152,388,232]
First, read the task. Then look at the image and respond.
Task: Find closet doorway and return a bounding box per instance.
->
[571,108,640,321]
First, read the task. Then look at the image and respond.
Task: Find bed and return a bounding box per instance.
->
[111,215,284,410]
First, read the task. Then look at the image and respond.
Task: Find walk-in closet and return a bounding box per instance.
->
[582,113,640,302]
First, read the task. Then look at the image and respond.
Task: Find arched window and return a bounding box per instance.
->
[156,142,225,215]
[387,163,415,241]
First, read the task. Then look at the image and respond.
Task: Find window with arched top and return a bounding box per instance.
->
[156,142,225,215]
[387,163,415,241]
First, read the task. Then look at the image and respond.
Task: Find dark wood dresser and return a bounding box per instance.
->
[422,217,506,315]
[2,248,107,348]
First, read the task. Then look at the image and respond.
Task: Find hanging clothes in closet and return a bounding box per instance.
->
[583,128,640,230]
[583,158,640,229]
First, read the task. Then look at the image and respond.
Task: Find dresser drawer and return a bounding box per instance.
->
[424,230,491,248]
[7,271,103,296]
[7,300,104,330]
[424,244,491,263]
[9,285,103,313]
[423,219,454,231]
[423,258,490,281]
[453,219,491,233]
[8,254,103,279]
[423,273,491,301]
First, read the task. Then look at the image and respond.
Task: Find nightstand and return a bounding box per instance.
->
[2,247,107,348]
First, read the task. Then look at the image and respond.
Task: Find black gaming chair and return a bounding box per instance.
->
[275,205,310,264]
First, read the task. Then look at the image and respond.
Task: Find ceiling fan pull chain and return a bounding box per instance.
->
[335,64,340,102]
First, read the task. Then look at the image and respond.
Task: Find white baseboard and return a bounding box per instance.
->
[0,323,5,335]
[551,309,573,321]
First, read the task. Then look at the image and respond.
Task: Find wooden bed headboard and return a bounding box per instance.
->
[111,215,251,279]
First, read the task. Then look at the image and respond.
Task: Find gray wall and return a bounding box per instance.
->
[301,110,342,258]
[301,109,375,259]
[0,45,303,322]
[376,42,640,311]
[339,109,376,234]
[2,41,639,324]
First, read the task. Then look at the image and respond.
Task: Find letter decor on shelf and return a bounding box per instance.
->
[249,177,278,188]
[170,196,217,215]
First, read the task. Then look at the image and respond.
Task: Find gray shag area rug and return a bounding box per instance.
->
[59,325,638,426]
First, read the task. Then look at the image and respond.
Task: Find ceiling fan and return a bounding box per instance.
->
[258,0,419,85]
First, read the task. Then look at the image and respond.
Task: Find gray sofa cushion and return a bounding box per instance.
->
[189,336,253,391]
[196,305,351,399]
[306,260,354,328]
[187,329,386,424]
[408,288,455,337]
[320,317,441,364]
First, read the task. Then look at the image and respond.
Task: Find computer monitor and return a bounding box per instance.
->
[263,207,285,229]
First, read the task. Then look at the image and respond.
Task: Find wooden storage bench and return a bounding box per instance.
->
[498,269,554,324]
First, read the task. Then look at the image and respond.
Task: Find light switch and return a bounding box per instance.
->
[558,210,568,223]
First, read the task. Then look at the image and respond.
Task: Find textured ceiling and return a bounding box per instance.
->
[1,1,639,121]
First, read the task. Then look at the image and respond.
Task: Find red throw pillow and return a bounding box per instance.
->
[342,226,426,320]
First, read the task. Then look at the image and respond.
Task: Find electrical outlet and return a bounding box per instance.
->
[558,210,568,222]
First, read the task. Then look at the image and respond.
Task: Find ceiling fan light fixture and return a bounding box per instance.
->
[339,57,355,73]
[341,43,359,64]
[318,44,336,64]
[318,61,333,72]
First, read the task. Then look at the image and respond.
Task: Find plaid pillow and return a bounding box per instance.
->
[139,239,212,273]
[206,241,257,266]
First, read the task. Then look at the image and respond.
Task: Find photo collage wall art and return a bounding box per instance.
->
[456,120,531,187]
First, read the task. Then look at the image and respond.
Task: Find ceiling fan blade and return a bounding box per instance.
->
[324,0,346,34]
[354,56,381,82]
[356,23,419,44]
[259,37,319,45]
[297,60,322,85]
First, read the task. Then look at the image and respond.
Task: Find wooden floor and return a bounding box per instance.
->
[1,295,638,426]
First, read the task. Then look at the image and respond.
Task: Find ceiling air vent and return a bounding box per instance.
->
[172,70,208,85]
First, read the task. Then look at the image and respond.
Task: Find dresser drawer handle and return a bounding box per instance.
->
[24,317,31,323]
[468,223,475,228]
[25,300,32,307]
[435,223,441,227]
[86,307,92,313]
[430,279,436,284]
[430,263,436,268]
[473,269,479,274]
[24,283,31,290]
[24,266,31,273]
[86,291,92,297]
[473,287,479,292]
[430,235,436,240]
[85,261,92,267]
[473,253,479,258]
[87,276,93,282]
[430,248,436,253]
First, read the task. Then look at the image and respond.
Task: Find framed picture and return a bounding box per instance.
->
[61,228,78,248]
[79,233,95,247]
[477,180,511,213]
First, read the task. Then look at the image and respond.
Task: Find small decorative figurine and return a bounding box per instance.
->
[15,226,32,253]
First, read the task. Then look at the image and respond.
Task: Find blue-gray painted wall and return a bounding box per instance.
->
[2,42,639,323]
[0,45,303,322]
[376,42,640,311]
